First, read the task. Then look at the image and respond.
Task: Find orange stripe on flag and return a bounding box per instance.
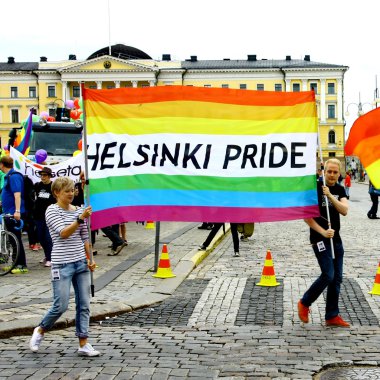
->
[83,85,315,107]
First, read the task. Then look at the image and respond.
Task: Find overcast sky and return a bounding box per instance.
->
[2,0,379,136]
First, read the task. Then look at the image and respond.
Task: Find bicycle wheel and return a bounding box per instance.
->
[0,230,20,276]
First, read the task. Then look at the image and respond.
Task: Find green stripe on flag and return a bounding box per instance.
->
[90,174,316,195]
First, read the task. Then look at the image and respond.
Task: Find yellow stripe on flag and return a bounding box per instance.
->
[87,116,317,135]
[85,100,316,121]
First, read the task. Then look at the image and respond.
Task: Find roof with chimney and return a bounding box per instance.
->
[181,56,348,70]
[0,57,38,71]
[0,49,348,72]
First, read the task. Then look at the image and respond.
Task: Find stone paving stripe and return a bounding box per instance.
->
[235,277,284,326]
[188,277,247,327]
[339,278,379,326]
[99,279,210,327]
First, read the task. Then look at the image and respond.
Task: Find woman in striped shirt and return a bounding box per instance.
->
[29,177,100,357]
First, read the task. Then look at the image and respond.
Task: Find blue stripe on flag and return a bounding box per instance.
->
[90,189,317,212]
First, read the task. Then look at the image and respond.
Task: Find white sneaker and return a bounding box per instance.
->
[234,252,240,257]
[78,343,100,357]
[44,261,52,267]
[29,327,44,352]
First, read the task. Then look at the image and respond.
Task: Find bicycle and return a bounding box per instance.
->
[0,214,23,276]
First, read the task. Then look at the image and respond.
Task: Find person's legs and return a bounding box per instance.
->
[40,262,73,331]
[201,223,223,248]
[368,194,379,218]
[35,219,52,262]
[27,215,39,247]
[119,223,127,241]
[101,225,124,250]
[72,259,91,339]
[301,240,334,307]
[325,243,344,320]
[230,223,239,253]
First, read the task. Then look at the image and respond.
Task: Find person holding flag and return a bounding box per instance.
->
[298,159,350,327]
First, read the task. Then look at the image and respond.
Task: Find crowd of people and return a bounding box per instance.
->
[0,159,129,274]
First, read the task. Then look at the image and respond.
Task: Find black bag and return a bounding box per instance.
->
[7,172,36,212]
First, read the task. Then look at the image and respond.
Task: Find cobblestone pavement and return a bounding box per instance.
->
[0,182,380,379]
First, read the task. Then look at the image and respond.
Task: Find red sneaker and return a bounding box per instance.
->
[326,315,350,327]
[297,300,309,323]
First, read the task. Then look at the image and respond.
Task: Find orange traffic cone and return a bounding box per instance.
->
[256,249,280,287]
[145,221,155,229]
[152,244,176,278]
[369,262,380,295]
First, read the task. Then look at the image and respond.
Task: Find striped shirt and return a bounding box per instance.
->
[46,204,89,264]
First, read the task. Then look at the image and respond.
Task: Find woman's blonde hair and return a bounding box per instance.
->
[51,177,74,198]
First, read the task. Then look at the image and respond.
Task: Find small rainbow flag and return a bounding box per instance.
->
[14,110,33,155]
[83,86,319,230]
[345,107,380,188]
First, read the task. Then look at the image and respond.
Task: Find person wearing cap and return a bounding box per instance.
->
[34,167,55,267]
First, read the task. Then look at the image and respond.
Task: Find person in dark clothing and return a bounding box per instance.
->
[367,181,380,219]
[72,182,84,207]
[198,223,240,257]
[298,158,350,328]
[34,167,55,267]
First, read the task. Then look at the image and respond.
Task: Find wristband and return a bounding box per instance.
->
[15,210,20,213]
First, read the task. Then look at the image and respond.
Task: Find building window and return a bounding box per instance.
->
[141,84,149,88]
[11,87,18,98]
[89,85,97,89]
[240,84,247,90]
[328,152,336,157]
[292,83,300,92]
[328,83,335,94]
[310,82,318,93]
[47,85,56,97]
[48,108,56,117]
[29,86,36,98]
[204,84,211,88]
[72,86,80,98]
[106,85,115,89]
[221,84,229,88]
[257,84,264,91]
[328,104,336,118]
[11,109,19,123]
[328,130,336,144]
[275,84,282,92]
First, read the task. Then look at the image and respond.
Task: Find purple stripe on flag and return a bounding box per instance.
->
[90,205,320,230]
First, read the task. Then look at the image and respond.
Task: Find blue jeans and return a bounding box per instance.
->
[301,239,344,320]
[35,219,52,261]
[40,259,91,338]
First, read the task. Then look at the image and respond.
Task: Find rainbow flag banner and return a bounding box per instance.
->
[83,86,319,230]
[345,107,380,188]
